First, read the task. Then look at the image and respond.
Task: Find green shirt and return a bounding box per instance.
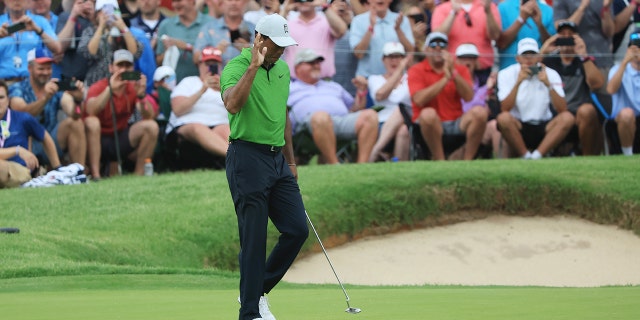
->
[221,48,291,147]
[155,12,212,83]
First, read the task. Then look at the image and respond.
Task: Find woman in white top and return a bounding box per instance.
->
[367,42,414,162]
[168,47,230,157]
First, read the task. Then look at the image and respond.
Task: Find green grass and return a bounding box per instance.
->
[1,156,640,319]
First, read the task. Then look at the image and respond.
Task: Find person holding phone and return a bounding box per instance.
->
[8,48,87,168]
[165,46,230,166]
[84,49,158,179]
[0,0,61,84]
[497,38,573,159]
[541,20,605,156]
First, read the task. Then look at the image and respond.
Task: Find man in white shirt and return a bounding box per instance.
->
[497,37,574,159]
[167,47,230,159]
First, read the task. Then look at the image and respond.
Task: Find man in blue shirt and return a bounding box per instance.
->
[0,0,61,82]
[9,48,86,166]
[497,0,556,70]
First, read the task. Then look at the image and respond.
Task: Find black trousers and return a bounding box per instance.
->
[226,140,309,320]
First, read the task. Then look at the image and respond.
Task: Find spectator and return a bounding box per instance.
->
[0,80,61,178]
[84,49,158,178]
[288,48,378,164]
[452,43,505,159]
[156,0,212,83]
[193,0,254,67]
[282,0,347,79]
[9,48,86,167]
[244,0,280,25]
[350,0,414,77]
[407,32,485,160]
[497,38,573,159]
[497,0,555,70]
[167,47,229,159]
[151,65,176,123]
[0,0,61,83]
[130,0,166,50]
[55,0,95,81]
[432,0,501,83]
[32,0,58,29]
[553,0,614,71]
[606,31,640,156]
[541,20,605,156]
[367,42,413,162]
[77,0,142,87]
[332,0,359,95]
[612,0,640,61]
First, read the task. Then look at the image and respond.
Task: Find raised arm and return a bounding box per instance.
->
[222,34,266,114]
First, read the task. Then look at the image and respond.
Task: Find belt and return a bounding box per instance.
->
[230,139,283,153]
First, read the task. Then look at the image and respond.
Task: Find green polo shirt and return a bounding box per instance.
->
[221,48,291,147]
[155,12,212,83]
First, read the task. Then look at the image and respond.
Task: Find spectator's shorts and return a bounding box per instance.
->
[0,160,31,188]
[520,121,549,150]
[442,118,464,136]
[32,124,64,165]
[101,127,134,162]
[296,112,360,140]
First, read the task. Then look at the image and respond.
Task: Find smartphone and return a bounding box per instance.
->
[408,14,425,24]
[7,22,26,34]
[230,29,241,43]
[121,71,141,81]
[554,37,575,47]
[57,77,77,91]
[209,64,218,75]
[529,65,541,75]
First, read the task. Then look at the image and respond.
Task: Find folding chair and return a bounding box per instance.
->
[591,92,618,155]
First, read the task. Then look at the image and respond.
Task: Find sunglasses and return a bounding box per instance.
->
[428,41,448,49]
[464,11,472,27]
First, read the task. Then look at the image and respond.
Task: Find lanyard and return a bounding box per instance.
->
[0,109,11,148]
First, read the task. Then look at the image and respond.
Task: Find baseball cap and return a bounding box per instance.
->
[294,48,324,65]
[455,43,479,58]
[201,46,222,63]
[425,32,448,46]
[557,20,577,33]
[153,66,175,82]
[517,37,539,55]
[382,42,405,56]
[95,0,118,11]
[113,49,134,64]
[27,48,54,64]
[255,14,298,48]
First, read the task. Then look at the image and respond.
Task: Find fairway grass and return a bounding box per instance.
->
[1,275,639,320]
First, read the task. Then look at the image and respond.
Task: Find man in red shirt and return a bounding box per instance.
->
[85,49,159,179]
[407,32,487,160]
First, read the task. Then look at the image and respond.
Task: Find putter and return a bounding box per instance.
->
[304,210,362,314]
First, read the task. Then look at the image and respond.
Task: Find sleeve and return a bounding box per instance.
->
[407,66,427,98]
[548,69,565,97]
[8,83,23,99]
[24,113,46,142]
[613,0,627,15]
[349,14,366,50]
[220,57,246,95]
[608,64,620,81]
[497,69,515,102]
[367,75,385,103]
[552,0,569,21]
[40,17,58,39]
[171,77,201,98]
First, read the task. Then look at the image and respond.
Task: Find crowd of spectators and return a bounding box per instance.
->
[1,0,640,187]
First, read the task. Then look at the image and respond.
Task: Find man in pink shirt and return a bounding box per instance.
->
[432,0,501,83]
[283,0,347,79]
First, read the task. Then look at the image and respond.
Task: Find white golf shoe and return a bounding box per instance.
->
[237,295,276,320]
[259,295,276,320]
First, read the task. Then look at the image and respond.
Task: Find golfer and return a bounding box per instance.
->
[220,14,309,320]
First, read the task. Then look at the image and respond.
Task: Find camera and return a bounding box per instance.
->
[529,65,541,75]
[121,71,141,81]
[554,37,575,47]
[209,64,218,75]
[7,22,26,34]
[56,76,77,91]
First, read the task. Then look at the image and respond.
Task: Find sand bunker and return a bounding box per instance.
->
[284,215,640,287]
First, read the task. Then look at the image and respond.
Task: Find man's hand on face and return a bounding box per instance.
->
[251,33,267,68]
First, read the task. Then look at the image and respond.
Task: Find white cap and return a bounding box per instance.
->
[255,14,298,48]
[153,66,175,82]
[455,43,479,58]
[382,42,405,56]
[517,38,540,55]
[95,0,118,11]
[294,48,324,65]
[425,32,448,45]
[113,49,134,64]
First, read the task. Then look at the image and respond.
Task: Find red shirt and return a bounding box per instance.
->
[86,78,138,135]
[407,59,472,122]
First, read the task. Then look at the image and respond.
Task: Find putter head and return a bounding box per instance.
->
[345,307,361,314]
